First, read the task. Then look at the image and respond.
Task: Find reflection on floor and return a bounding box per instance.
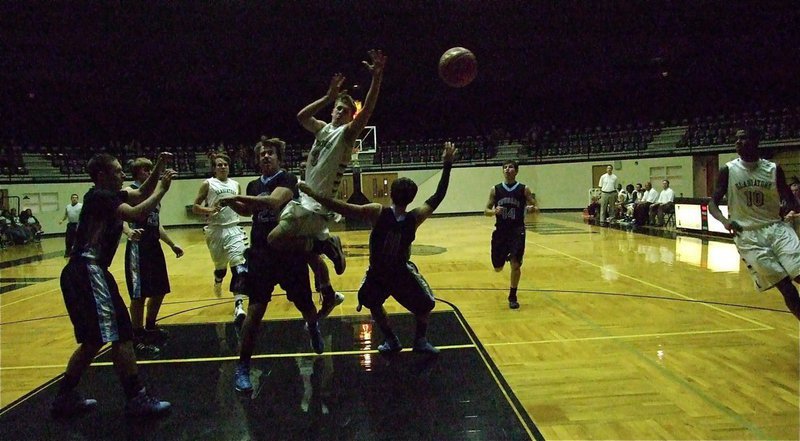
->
[1,312,537,440]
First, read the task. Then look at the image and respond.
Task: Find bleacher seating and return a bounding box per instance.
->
[2,107,798,182]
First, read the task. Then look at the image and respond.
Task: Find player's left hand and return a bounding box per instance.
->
[172,244,184,258]
[363,49,387,75]
[297,181,315,198]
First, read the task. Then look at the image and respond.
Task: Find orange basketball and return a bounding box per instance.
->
[438,47,477,88]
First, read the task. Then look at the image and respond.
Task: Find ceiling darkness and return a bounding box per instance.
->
[2,0,799,146]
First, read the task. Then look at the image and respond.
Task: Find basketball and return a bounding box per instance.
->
[438,47,477,88]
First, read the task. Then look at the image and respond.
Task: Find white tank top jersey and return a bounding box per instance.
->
[205,177,240,226]
[726,158,782,230]
[65,203,82,223]
[302,123,352,214]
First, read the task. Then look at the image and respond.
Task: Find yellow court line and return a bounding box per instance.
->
[483,326,771,348]
[450,309,537,441]
[523,231,774,330]
[0,344,477,371]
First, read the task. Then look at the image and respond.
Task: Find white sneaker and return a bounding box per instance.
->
[318,292,345,321]
[233,299,246,329]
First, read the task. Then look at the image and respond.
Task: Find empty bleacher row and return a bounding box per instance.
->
[2,107,799,181]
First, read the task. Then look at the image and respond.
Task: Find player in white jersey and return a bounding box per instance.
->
[708,127,800,320]
[193,153,248,328]
[267,49,387,320]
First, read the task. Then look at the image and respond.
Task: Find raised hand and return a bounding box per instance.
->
[326,73,346,100]
[442,141,457,163]
[159,169,177,192]
[362,49,387,75]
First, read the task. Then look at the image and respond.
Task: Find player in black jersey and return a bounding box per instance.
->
[484,160,538,309]
[217,137,325,393]
[299,142,456,355]
[123,157,185,358]
[53,153,174,418]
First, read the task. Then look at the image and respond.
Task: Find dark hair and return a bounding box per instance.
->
[741,126,763,142]
[390,177,418,206]
[130,157,153,177]
[502,160,519,170]
[790,176,800,185]
[70,193,79,198]
[254,136,286,164]
[626,184,634,193]
[86,153,118,182]
[212,152,231,165]
[663,179,670,185]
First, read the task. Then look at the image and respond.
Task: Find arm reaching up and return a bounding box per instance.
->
[414,142,456,226]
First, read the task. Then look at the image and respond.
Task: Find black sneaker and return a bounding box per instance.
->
[320,236,346,275]
[134,342,161,359]
[308,322,324,354]
[51,391,97,417]
[125,388,171,417]
[508,298,520,309]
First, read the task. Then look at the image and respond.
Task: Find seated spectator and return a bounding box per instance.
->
[585,189,601,218]
[649,180,675,226]
[613,184,631,221]
[633,182,658,225]
[22,208,44,240]
[3,208,32,245]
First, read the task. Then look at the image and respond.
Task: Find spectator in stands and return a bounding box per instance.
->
[633,182,658,226]
[791,177,800,206]
[613,183,630,221]
[0,209,11,247]
[649,180,675,226]
[598,165,618,223]
[22,208,44,240]
[4,208,32,244]
[632,183,644,204]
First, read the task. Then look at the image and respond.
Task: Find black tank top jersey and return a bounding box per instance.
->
[71,187,128,267]
[369,207,416,271]
[494,182,528,230]
[128,182,161,245]
[246,170,298,250]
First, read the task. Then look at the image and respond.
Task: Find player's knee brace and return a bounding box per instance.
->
[214,268,227,280]
[230,264,247,294]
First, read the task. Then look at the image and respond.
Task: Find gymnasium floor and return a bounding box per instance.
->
[1,213,798,440]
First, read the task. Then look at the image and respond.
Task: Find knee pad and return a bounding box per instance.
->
[230,264,248,294]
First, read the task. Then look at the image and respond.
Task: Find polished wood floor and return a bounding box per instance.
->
[1,213,798,440]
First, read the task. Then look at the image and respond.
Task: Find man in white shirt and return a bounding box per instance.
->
[649,180,675,226]
[633,182,658,225]
[597,165,618,223]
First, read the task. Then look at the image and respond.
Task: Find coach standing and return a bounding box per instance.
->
[59,193,82,257]
[598,165,618,223]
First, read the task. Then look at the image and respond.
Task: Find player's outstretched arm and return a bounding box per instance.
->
[298,181,382,225]
[414,142,456,227]
[119,170,176,223]
[219,187,294,215]
[298,74,345,134]
[346,50,386,138]
[127,152,173,205]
